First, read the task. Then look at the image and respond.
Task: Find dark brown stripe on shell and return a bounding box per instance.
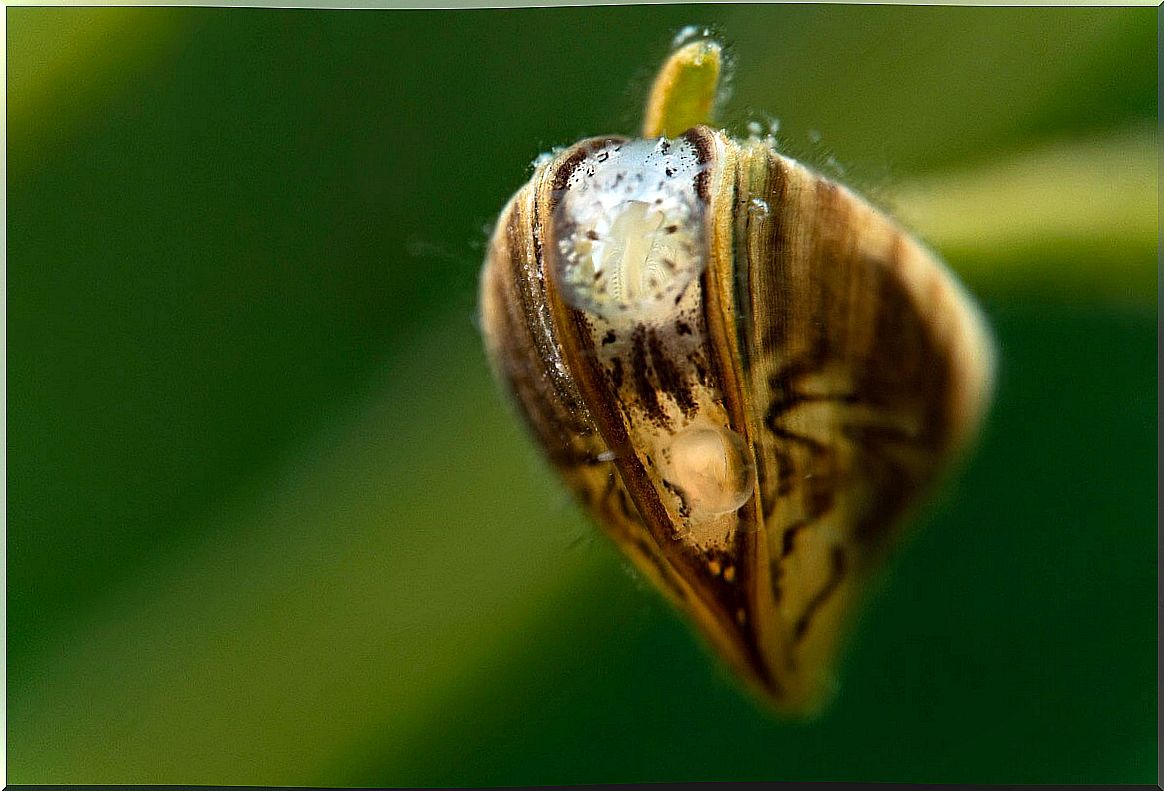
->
[793,545,846,643]
[647,328,698,418]
[629,325,669,428]
[681,127,716,203]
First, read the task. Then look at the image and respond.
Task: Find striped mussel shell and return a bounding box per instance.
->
[478,51,993,714]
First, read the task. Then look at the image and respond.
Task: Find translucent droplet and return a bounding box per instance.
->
[742,113,779,150]
[671,24,714,49]
[665,425,755,517]
[553,138,707,321]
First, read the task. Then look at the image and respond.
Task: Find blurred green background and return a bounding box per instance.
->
[7,5,1157,786]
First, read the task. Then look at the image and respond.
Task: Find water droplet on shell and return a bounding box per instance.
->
[665,425,755,517]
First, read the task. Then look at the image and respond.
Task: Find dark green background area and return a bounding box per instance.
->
[7,5,1157,785]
